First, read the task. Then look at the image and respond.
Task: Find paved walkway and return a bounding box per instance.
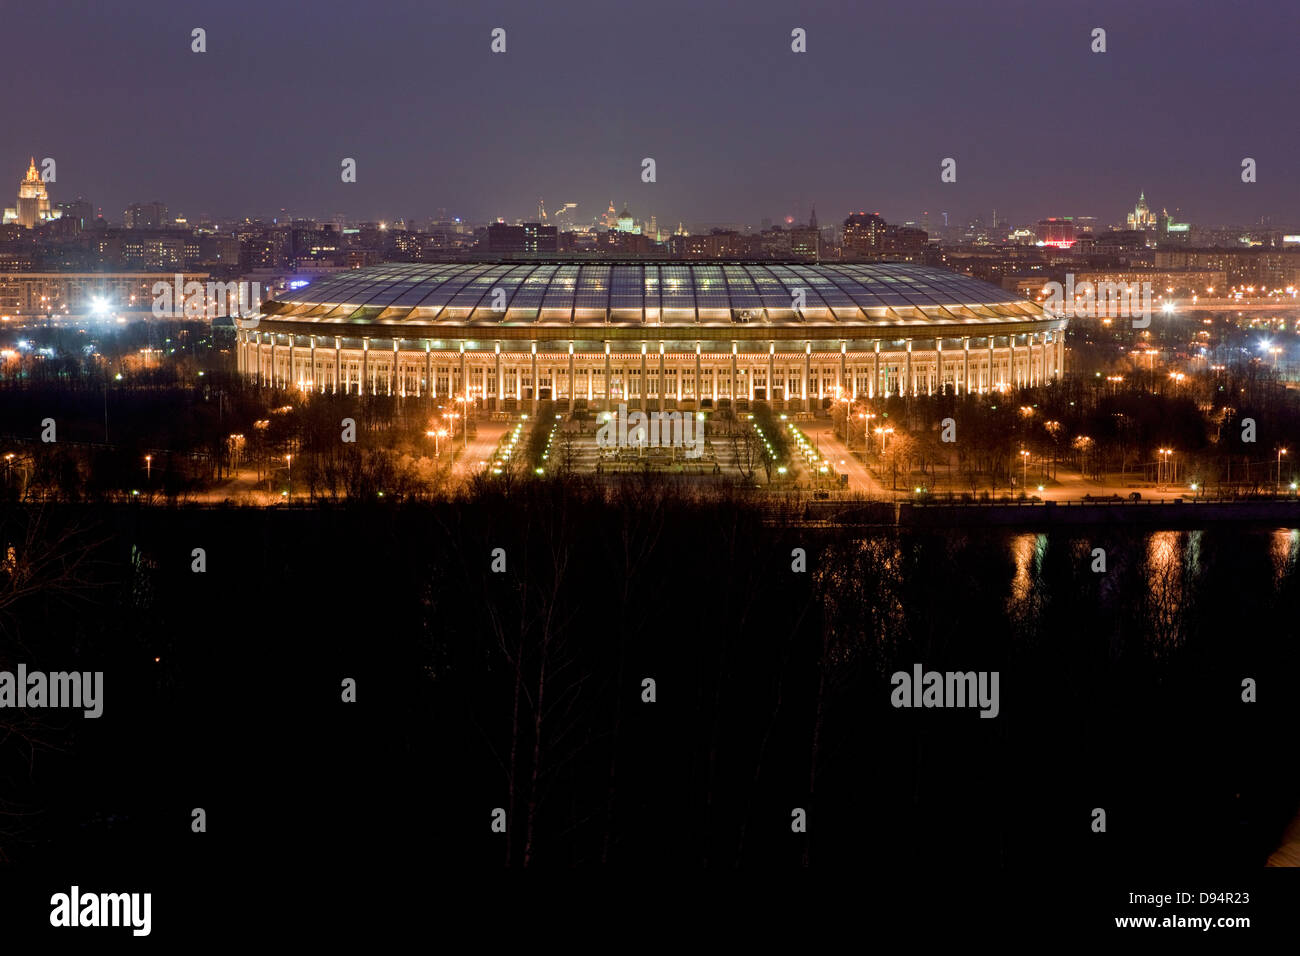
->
[451,422,511,484]
[801,423,887,495]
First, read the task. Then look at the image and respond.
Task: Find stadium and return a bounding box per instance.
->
[236,261,1066,411]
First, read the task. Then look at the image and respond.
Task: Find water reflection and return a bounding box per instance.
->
[1009,533,1047,604]
[1145,531,1187,650]
[995,527,1300,653]
[1270,528,1299,583]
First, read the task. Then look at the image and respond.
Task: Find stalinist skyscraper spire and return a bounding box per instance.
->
[16,157,53,229]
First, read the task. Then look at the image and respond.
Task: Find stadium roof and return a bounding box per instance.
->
[260,261,1046,330]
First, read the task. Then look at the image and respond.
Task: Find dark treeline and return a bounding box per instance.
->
[1,484,1296,873]
[0,376,460,500]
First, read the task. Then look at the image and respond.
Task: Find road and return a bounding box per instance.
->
[801,422,887,494]
[452,422,510,484]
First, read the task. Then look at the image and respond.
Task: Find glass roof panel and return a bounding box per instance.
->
[509,265,558,310]
[608,265,643,311]
[541,265,580,310]
[692,265,730,309]
[574,265,612,310]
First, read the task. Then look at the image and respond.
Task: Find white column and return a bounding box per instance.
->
[658,343,665,411]
[698,344,705,408]
[803,342,811,412]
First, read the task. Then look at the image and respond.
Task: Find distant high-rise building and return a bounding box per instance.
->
[1157,208,1191,244]
[790,226,819,259]
[487,222,558,253]
[125,201,169,230]
[1127,191,1156,230]
[843,212,887,257]
[808,204,818,231]
[15,157,53,229]
[1036,218,1077,248]
[56,197,93,232]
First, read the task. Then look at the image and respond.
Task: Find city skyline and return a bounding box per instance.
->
[7,0,1298,227]
[4,156,1289,236]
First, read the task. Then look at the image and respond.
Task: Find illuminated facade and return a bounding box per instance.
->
[0,272,208,316]
[1127,191,1155,230]
[14,158,53,229]
[235,261,1067,410]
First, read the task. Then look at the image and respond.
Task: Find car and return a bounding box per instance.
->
[1128,491,1142,501]
[813,490,830,500]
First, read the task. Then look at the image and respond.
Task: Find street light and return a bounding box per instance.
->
[144,454,152,483]
[1019,448,1029,486]
[1157,448,1173,488]
[858,411,876,449]
[285,453,292,499]
[444,411,462,451]
[1278,447,1288,496]
[875,425,893,455]
[456,396,471,449]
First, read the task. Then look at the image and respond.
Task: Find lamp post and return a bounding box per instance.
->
[859,411,876,450]
[1019,448,1029,487]
[1278,447,1287,496]
[144,454,152,484]
[1157,448,1173,489]
[286,453,292,499]
[444,411,461,451]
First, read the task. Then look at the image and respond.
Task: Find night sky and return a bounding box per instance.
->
[5,0,1297,227]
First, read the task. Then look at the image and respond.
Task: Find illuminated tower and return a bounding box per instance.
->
[16,157,52,229]
[1127,191,1154,230]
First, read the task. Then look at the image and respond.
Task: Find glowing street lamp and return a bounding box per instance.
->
[1157,448,1173,488]
[285,453,292,499]
[858,411,876,448]
[1019,448,1029,486]
[1278,447,1288,496]
[144,454,152,483]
